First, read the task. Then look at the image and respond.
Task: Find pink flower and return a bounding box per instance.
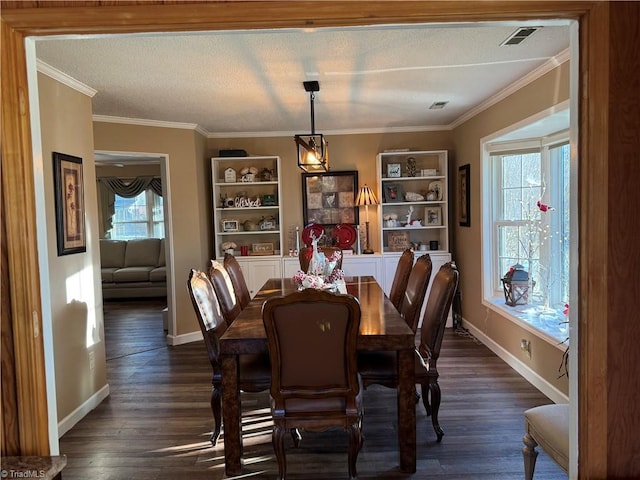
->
[563,303,570,316]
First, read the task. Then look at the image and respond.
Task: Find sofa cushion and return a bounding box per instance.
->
[113,266,154,283]
[124,238,161,267]
[150,266,166,282]
[100,239,126,268]
[157,238,166,267]
[101,267,119,283]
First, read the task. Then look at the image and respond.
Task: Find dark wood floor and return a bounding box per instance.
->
[59,300,566,479]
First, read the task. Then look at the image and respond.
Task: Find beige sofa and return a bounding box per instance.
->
[99,238,167,299]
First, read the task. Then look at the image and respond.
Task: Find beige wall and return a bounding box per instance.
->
[92,123,210,337]
[452,62,571,396]
[37,73,108,422]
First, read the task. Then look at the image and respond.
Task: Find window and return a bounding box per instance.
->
[110,190,164,240]
[483,135,570,341]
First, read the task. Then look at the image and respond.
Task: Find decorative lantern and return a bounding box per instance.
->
[501,263,531,306]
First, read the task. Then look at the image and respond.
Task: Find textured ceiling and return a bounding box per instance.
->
[35,22,570,136]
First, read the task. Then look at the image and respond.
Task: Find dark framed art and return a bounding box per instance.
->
[458,163,470,227]
[383,182,404,203]
[53,152,87,256]
[301,170,359,226]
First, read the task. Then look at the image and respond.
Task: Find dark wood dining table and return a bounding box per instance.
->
[219,276,417,475]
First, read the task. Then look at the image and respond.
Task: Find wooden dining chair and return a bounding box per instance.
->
[223,253,251,309]
[208,259,242,325]
[186,269,271,445]
[298,246,343,273]
[399,253,433,333]
[262,289,364,480]
[388,248,414,312]
[358,262,458,441]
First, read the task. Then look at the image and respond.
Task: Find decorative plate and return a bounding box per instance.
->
[302,223,325,247]
[332,223,357,249]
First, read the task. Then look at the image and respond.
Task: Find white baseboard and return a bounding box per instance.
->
[166,330,203,346]
[58,383,110,437]
[462,320,569,404]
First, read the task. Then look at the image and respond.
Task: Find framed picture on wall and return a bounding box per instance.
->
[301,170,359,227]
[458,164,471,227]
[53,152,87,256]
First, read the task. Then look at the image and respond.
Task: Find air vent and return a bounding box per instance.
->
[429,101,449,110]
[501,27,541,46]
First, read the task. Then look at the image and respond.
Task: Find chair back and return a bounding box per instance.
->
[187,269,228,369]
[223,253,251,309]
[419,262,459,365]
[208,260,242,325]
[388,248,414,311]
[298,246,344,273]
[399,253,433,333]
[262,289,362,418]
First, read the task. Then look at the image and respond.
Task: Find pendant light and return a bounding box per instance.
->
[294,80,329,172]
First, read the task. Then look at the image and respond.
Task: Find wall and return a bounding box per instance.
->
[96,163,161,178]
[452,61,570,397]
[36,72,108,428]
[92,122,210,338]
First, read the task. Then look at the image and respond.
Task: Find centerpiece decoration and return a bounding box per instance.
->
[293,230,344,291]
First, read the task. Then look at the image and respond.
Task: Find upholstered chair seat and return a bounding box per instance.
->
[523,403,569,479]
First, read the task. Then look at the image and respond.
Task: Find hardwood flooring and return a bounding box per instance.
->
[59,300,567,479]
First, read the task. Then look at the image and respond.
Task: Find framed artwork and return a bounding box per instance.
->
[222,219,239,232]
[425,206,442,226]
[301,170,359,226]
[53,152,86,256]
[458,164,471,227]
[383,183,404,203]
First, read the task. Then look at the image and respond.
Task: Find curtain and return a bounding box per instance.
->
[97,176,162,237]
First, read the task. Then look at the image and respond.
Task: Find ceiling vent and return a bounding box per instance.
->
[501,27,541,46]
[429,101,448,110]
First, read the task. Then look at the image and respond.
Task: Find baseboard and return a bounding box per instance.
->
[462,319,569,404]
[58,383,110,437]
[166,330,203,346]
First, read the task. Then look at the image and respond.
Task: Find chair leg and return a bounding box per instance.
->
[428,380,444,441]
[273,425,287,480]
[522,433,539,480]
[420,382,431,416]
[210,384,222,446]
[347,421,363,480]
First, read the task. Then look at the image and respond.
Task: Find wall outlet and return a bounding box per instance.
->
[89,351,95,371]
[520,339,531,358]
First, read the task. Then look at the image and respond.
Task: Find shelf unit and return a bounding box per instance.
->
[211,156,283,258]
[376,150,449,254]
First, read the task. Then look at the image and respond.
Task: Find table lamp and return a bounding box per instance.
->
[355,185,379,254]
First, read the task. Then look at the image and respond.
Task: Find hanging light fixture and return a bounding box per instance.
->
[295,80,329,172]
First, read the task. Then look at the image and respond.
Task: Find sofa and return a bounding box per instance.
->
[99,238,167,299]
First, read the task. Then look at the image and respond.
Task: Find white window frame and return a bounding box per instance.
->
[481,132,570,344]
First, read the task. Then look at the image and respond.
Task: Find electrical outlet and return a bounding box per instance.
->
[89,351,95,371]
[520,339,531,358]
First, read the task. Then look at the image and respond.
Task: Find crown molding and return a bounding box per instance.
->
[92,115,208,136]
[37,60,97,97]
[449,48,570,129]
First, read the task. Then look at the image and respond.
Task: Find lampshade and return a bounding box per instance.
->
[295,81,329,173]
[355,185,379,206]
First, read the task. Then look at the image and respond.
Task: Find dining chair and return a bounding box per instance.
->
[298,246,343,273]
[388,248,414,312]
[358,262,458,441]
[399,253,433,333]
[262,288,364,480]
[208,259,242,325]
[186,269,271,445]
[223,253,251,309]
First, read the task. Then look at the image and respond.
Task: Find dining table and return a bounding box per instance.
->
[219,275,417,475]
